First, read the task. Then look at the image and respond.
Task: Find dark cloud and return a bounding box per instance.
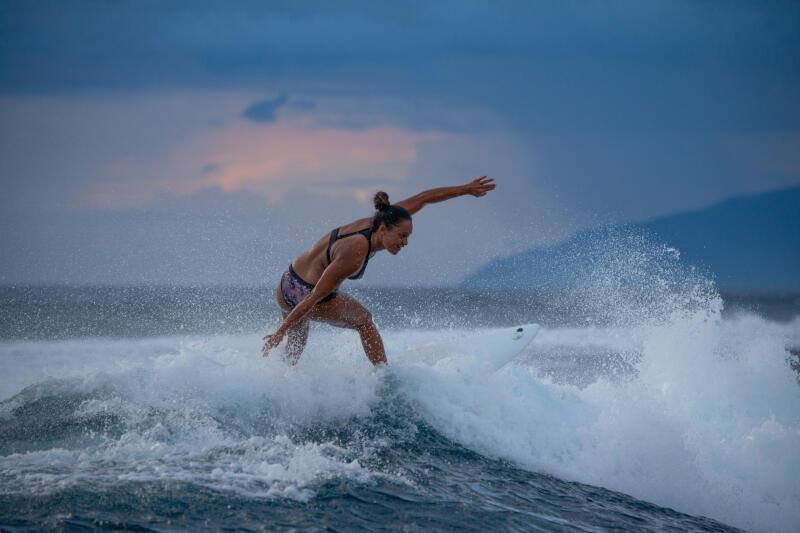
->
[2,1,798,138]
[3,2,798,93]
[240,94,315,123]
[242,95,288,123]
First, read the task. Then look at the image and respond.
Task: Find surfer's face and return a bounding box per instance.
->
[382,219,412,255]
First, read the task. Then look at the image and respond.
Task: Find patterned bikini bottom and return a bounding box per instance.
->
[280,264,338,309]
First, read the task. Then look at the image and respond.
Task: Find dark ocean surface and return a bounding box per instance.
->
[1,286,798,532]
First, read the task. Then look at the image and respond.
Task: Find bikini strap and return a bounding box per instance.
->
[326,227,372,278]
[326,228,340,265]
[351,228,372,279]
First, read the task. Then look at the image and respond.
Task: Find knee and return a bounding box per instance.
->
[353,310,374,331]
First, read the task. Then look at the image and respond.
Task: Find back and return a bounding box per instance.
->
[290,217,372,285]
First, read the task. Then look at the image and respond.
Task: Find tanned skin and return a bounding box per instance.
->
[262,176,496,366]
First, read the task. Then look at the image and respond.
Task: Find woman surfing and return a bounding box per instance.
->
[261,176,496,365]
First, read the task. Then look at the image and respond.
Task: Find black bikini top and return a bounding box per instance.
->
[326,227,372,280]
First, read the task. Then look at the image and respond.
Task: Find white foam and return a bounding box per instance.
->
[1,433,374,502]
[0,330,397,501]
[1,314,799,531]
[390,313,800,533]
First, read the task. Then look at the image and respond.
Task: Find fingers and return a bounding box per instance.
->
[261,342,277,357]
[473,177,495,192]
[261,333,283,357]
[469,176,495,197]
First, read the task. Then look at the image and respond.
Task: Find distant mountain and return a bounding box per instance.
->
[462,186,800,290]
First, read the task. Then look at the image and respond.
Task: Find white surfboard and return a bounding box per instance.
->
[395,323,539,372]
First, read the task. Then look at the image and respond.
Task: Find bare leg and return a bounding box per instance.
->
[275,279,309,364]
[309,293,387,365]
[282,311,309,365]
[354,321,387,366]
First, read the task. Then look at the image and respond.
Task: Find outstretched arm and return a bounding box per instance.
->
[395,176,495,215]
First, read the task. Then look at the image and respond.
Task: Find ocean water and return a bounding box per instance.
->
[1,280,799,531]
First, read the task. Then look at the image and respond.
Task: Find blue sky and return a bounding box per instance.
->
[1,1,798,285]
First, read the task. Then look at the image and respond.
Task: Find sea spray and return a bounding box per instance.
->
[1,322,796,531]
[1,227,797,531]
[392,228,799,532]
[0,333,397,505]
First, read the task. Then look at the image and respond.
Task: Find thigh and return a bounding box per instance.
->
[308,292,372,329]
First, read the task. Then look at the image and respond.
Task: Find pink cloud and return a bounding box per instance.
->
[86,118,448,208]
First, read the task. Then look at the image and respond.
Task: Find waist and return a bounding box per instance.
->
[288,264,316,289]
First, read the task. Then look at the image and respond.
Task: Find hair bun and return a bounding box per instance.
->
[373,191,390,212]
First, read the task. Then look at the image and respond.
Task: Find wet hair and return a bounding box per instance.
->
[371,191,411,232]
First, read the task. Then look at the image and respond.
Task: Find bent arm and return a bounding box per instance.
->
[262,246,363,355]
[395,176,495,215]
[274,262,348,336]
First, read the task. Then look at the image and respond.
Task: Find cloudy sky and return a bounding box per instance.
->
[1,1,798,286]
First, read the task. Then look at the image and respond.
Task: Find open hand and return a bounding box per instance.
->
[463,176,496,197]
[261,331,284,357]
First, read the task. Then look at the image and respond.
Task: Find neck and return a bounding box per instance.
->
[371,231,384,252]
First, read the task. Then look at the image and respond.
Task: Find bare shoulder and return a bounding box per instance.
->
[331,230,369,261]
[338,216,372,233]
